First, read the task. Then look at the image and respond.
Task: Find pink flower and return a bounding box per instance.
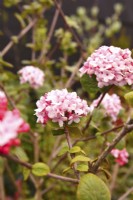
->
[35,89,90,127]
[0,109,30,154]
[90,93,122,121]
[111,148,129,166]
[18,66,45,89]
[0,91,8,120]
[79,46,133,88]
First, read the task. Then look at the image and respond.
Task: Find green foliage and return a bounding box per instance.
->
[23,167,30,181]
[69,146,86,155]
[51,128,65,136]
[58,146,69,156]
[13,146,29,162]
[70,155,91,166]
[124,91,133,107]
[4,0,21,7]
[32,162,50,176]
[77,164,89,172]
[55,29,77,55]
[77,173,111,200]
[80,74,100,94]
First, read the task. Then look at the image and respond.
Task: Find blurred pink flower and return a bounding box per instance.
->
[35,89,90,127]
[111,148,129,166]
[90,93,122,122]
[0,91,8,120]
[79,46,133,88]
[18,66,45,89]
[0,109,30,154]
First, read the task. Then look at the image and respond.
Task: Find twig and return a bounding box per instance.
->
[82,114,93,133]
[51,124,123,172]
[110,163,119,193]
[48,135,63,165]
[118,186,133,200]
[64,125,80,179]
[0,83,16,109]
[0,175,5,200]
[91,123,133,173]
[65,57,83,88]
[5,161,18,190]
[0,154,32,169]
[75,124,123,144]
[42,183,56,195]
[51,153,67,172]
[53,0,84,53]
[0,18,37,57]
[47,173,79,183]
[38,2,61,63]
[0,154,79,184]
[82,86,113,133]
[33,132,40,163]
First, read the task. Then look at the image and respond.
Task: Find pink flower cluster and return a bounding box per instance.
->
[79,46,133,88]
[0,91,8,120]
[111,148,129,166]
[35,89,90,127]
[18,66,45,89]
[0,91,30,154]
[90,93,122,122]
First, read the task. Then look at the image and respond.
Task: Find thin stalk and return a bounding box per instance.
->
[91,123,133,173]
[0,154,79,184]
[0,18,37,57]
[64,125,80,179]
[38,2,61,63]
[0,175,5,200]
[53,0,84,53]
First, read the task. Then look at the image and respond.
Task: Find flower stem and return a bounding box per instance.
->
[64,124,80,179]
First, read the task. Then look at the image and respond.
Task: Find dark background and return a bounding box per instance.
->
[0,0,133,68]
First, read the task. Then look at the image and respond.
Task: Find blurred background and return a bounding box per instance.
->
[1,0,133,69]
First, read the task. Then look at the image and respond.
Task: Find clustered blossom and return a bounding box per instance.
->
[111,148,129,166]
[0,91,30,154]
[18,66,45,89]
[79,46,133,88]
[0,91,8,120]
[35,89,90,127]
[90,93,122,122]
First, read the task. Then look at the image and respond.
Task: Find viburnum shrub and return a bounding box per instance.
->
[1,1,133,200]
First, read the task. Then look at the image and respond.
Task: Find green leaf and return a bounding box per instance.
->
[69,146,86,155]
[99,168,111,180]
[124,92,133,106]
[62,167,72,174]
[58,146,69,156]
[13,147,29,162]
[0,58,13,68]
[80,74,100,94]
[11,36,18,44]
[77,164,89,172]
[14,13,26,28]
[68,126,82,137]
[69,146,81,153]
[77,173,111,200]
[23,167,30,181]
[70,155,91,166]
[32,162,50,177]
[51,128,65,136]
